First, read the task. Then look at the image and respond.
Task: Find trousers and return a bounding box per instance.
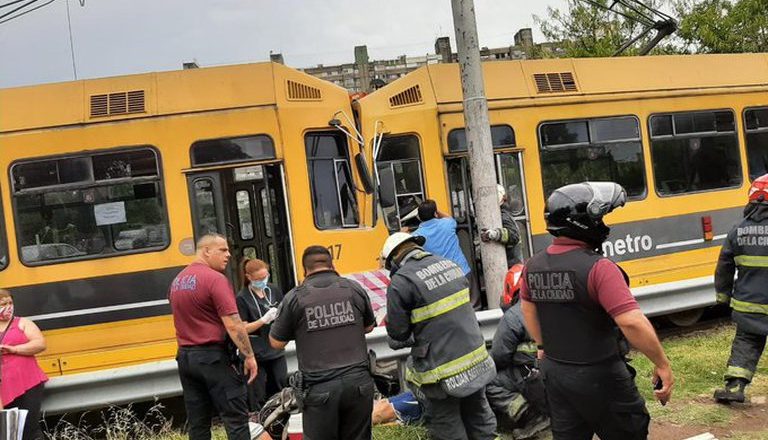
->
[248,356,288,411]
[177,346,249,440]
[724,326,767,383]
[302,369,374,440]
[426,386,497,440]
[7,382,45,440]
[543,358,649,440]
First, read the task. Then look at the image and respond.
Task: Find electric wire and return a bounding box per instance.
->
[0,0,39,21]
[0,0,56,25]
[0,0,30,10]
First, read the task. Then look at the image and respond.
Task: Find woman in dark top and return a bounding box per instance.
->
[236,258,287,411]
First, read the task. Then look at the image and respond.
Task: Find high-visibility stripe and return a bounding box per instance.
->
[410,288,470,324]
[517,341,538,354]
[500,228,509,244]
[716,292,731,304]
[406,344,489,385]
[731,298,768,315]
[734,255,768,268]
[725,365,754,381]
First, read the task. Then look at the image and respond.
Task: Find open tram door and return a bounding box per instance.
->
[186,163,296,292]
[445,133,533,297]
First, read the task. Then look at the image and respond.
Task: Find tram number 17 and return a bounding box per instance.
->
[327,244,342,260]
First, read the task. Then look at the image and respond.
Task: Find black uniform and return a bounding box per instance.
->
[236,283,287,410]
[270,270,375,440]
[486,302,546,430]
[525,246,649,440]
[715,204,768,385]
[387,249,497,440]
[500,203,523,267]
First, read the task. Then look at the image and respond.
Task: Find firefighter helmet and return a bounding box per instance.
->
[748,174,768,203]
[545,182,626,248]
[501,263,525,310]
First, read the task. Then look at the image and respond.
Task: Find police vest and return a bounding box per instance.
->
[293,278,368,373]
[395,252,492,392]
[526,248,620,364]
[721,218,768,334]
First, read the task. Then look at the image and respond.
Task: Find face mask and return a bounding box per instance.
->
[0,305,13,320]
[250,275,269,290]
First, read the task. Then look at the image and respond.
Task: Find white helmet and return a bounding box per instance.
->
[381,232,426,265]
[497,184,507,206]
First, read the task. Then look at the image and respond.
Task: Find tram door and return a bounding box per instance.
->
[446,152,532,275]
[187,164,295,292]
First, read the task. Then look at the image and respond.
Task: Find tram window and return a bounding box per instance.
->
[191,135,275,167]
[375,135,426,231]
[448,125,515,153]
[745,107,768,180]
[11,147,170,265]
[305,132,359,229]
[650,110,741,195]
[539,116,645,198]
[192,178,220,236]
[236,190,254,240]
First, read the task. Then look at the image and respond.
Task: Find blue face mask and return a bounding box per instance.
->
[250,275,269,290]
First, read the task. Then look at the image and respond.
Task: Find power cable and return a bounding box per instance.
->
[0,0,39,21]
[0,0,57,25]
[0,0,30,10]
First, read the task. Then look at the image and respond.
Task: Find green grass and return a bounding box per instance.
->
[47,324,768,439]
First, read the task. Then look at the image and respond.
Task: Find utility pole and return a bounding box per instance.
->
[451,0,507,308]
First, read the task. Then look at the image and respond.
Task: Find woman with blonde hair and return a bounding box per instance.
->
[0,289,48,439]
[236,259,287,411]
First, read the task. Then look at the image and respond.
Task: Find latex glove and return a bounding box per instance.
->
[480,228,502,243]
[261,307,278,324]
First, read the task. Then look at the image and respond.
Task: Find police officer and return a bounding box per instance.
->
[714,174,768,403]
[520,182,674,440]
[487,264,549,439]
[169,234,258,440]
[382,232,497,440]
[481,184,522,267]
[269,245,376,440]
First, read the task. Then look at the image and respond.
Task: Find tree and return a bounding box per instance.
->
[674,0,768,53]
[535,0,679,58]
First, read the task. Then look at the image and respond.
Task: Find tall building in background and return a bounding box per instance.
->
[299,28,561,93]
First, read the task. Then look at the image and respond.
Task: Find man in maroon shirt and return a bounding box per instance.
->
[521,182,673,440]
[169,234,258,440]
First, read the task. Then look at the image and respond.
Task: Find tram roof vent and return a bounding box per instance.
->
[533,72,578,94]
[286,80,322,101]
[389,85,423,108]
[89,90,146,118]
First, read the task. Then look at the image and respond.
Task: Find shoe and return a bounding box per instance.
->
[511,414,550,439]
[714,379,747,404]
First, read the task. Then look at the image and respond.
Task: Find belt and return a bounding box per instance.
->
[179,343,227,351]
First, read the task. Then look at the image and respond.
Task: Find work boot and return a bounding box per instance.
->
[512,413,550,439]
[714,378,747,404]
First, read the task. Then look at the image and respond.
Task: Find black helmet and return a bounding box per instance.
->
[545,182,626,248]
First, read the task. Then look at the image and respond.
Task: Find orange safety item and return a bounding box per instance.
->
[748,174,768,203]
[501,263,525,309]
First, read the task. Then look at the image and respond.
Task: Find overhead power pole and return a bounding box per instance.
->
[451,0,507,308]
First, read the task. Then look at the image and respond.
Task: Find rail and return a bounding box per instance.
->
[40,276,716,415]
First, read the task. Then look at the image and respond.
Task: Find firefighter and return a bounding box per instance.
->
[714,174,768,403]
[486,264,549,439]
[382,232,497,440]
[481,184,522,267]
[521,182,673,440]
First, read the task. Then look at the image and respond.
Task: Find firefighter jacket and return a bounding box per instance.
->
[715,204,768,335]
[386,249,494,396]
[500,204,522,266]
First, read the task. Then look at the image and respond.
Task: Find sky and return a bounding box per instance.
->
[0,0,568,89]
